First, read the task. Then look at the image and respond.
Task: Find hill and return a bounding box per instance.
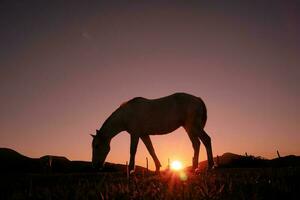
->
[1,148,299,173]
[0,148,41,172]
[194,152,300,171]
[0,148,146,173]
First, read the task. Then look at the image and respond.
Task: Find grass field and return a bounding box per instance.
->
[0,167,299,200]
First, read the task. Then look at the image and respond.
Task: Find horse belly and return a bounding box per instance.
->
[138,114,183,135]
[149,121,182,135]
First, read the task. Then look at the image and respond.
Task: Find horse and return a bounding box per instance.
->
[91,93,214,172]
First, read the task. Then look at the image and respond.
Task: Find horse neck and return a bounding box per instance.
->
[100,109,125,140]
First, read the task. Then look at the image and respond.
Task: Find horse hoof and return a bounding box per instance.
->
[194,168,201,174]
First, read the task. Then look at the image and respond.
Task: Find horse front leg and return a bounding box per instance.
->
[129,135,139,173]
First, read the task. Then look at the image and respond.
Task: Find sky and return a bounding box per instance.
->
[0,0,299,170]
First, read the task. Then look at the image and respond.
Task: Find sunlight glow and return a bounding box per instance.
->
[170,160,183,171]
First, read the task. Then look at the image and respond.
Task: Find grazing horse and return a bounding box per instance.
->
[91,93,214,172]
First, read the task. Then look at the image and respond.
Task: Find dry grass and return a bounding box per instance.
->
[0,167,299,200]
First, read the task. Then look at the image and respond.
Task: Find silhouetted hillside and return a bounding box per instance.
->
[215,152,243,166]
[39,155,72,172]
[188,152,243,171]
[1,148,299,174]
[0,148,147,173]
[271,155,300,167]
[187,152,300,171]
[216,153,300,168]
[0,148,30,160]
[0,148,41,172]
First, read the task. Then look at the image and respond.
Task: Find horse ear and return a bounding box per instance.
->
[90,134,95,138]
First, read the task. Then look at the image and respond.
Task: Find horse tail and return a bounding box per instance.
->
[198,97,207,128]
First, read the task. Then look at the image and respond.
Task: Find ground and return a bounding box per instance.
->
[0,167,299,200]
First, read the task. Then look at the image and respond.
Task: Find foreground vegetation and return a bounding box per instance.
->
[0,167,299,200]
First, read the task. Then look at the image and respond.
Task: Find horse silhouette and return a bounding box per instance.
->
[91,93,214,172]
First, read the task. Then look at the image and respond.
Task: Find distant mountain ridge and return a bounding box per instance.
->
[0,148,146,173]
[195,152,300,171]
[1,148,299,173]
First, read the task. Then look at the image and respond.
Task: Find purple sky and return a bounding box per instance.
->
[0,1,299,169]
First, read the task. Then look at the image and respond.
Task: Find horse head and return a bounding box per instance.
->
[91,130,110,170]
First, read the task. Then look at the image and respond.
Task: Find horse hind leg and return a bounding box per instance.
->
[198,130,214,169]
[185,127,201,170]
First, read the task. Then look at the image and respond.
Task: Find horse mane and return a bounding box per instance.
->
[119,97,144,108]
[120,101,128,107]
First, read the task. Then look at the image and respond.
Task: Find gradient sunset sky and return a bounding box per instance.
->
[0,1,299,169]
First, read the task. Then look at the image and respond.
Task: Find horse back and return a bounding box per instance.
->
[120,93,206,135]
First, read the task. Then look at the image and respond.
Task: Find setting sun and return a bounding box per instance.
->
[170,160,183,171]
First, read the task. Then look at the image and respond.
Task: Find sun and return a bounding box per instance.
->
[170,160,183,171]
